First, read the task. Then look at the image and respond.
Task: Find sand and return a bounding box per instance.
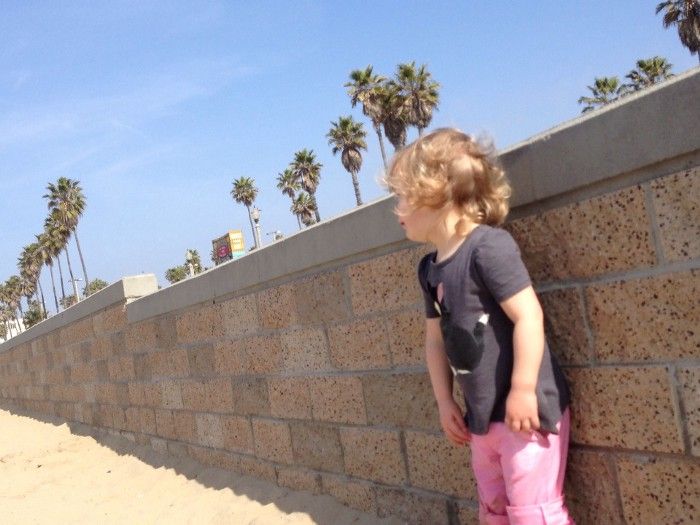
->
[0,408,403,525]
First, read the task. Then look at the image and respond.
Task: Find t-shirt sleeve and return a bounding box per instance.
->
[474,228,532,303]
[417,253,440,318]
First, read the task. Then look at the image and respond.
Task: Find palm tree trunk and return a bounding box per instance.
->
[418,126,424,137]
[73,227,90,290]
[48,264,59,313]
[56,257,66,302]
[373,123,389,170]
[64,247,79,299]
[310,193,321,222]
[350,170,363,206]
[245,205,257,249]
[37,278,47,320]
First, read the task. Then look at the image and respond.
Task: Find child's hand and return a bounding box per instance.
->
[505,388,540,434]
[437,398,470,446]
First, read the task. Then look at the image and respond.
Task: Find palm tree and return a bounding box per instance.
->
[45,214,78,301]
[277,168,302,229]
[291,192,317,227]
[656,1,700,63]
[625,57,675,91]
[577,77,626,113]
[19,243,45,315]
[230,177,260,249]
[36,232,60,313]
[290,149,322,222]
[3,277,23,333]
[44,177,89,289]
[392,62,440,136]
[381,83,409,150]
[345,66,390,169]
[327,116,367,206]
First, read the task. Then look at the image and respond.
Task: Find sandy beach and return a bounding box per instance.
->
[0,408,402,525]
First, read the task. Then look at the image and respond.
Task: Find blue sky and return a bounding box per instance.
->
[1,1,697,303]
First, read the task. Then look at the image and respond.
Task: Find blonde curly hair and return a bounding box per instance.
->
[384,128,511,233]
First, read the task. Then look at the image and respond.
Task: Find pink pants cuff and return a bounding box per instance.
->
[470,409,574,525]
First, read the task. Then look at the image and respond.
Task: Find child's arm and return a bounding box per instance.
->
[425,318,471,445]
[499,285,545,434]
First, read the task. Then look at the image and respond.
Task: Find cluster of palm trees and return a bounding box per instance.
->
[578,56,675,112]
[579,2,699,113]
[230,62,440,248]
[1,178,90,340]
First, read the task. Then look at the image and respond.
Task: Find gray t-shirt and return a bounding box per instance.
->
[418,224,570,435]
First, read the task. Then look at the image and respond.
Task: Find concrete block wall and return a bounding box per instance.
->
[1,69,698,524]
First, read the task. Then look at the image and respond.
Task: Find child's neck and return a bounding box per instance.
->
[432,213,480,263]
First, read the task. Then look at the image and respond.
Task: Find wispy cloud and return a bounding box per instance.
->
[0,58,257,149]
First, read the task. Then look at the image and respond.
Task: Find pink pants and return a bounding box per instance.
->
[469,409,573,525]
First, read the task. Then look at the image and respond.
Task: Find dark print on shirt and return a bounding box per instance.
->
[435,282,489,376]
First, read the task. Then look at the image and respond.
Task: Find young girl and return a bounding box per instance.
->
[386,128,573,524]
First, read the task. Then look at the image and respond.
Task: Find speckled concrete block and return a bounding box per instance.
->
[455,503,479,525]
[506,185,655,282]
[93,305,128,336]
[235,455,278,483]
[362,372,439,431]
[565,449,624,524]
[327,318,391,370]
[221,415,253,454]
[405,430,476,499]
[180,378,234,413]
[187,344,216,377]
[567,367,684,452]
[124,406,141,433]
[124,320,158,354]
[219,294,259,337]
[539,287,591,365]
[172,410,196,442]
[252,418,294,464]
[375,486,449,524]
[154,409,176,440]
[257,283,299,329]
[241,334,283,375]
[142,383,162,407]
[280,328,331,373]
[148,349,190,379]
[678,367,700,456]
[268,376,313,419]
[617,456,699,524]
[290,421,344,473]
[295,271,350,325]
[276,466,321,494]
[195,413,224,448]
[321,474,376,513]
[387,307,425,366]
[175,305,223,344]
[339,427,406,485]
[585,270,699,362]
[160,381,183,409]
[231,377,270,416]
[213,339,248,376]
[309,376,367,425]
[652,168,700,261]
[107,355,135,382]
[127,382,145,406]
[59,317,95,347]
[348,247,424,316]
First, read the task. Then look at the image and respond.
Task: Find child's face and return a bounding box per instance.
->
[395,194,442,243]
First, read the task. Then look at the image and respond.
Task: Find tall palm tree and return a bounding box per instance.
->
[36,232,60,313]
[625,56,675,91]
[3,277,23,332]
[277,168,302,229]
[381,83,409,150]
[44,177,89,288]
[45,214,77,301]
[230,177,260,249]
[290,149,322,222]
[291,192,317,227]
[577,77,626,113]
[345,66,390,169]
[327,116,367,206]
[392,62,440,136]
[656,1,700,63]
[19,243,47,317]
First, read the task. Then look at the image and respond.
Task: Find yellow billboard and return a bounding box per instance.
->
[212,230,246,265]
